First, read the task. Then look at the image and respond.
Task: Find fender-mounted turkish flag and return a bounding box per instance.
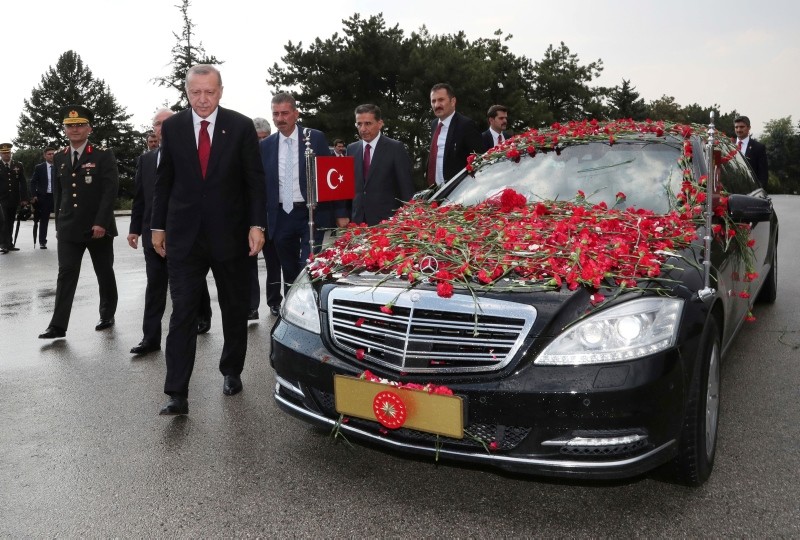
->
[316,156,355,202]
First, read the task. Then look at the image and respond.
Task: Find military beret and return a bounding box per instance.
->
[61,105,94,125]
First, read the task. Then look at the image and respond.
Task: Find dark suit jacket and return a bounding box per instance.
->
[744,138,768,189]
[481,129,511,151]
[29,161,54,198]
[53,144,118,242]
[0,160,28,204]
[129,149,158,249]
[347,135,414,225]
[260,125,345,238]
[151,106,267,261]
[428,112,483,183]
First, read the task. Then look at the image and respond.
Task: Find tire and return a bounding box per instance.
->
[670,317,721,486]
[757,248,777,304]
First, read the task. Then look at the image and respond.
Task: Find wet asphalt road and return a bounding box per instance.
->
[1,198,799,538]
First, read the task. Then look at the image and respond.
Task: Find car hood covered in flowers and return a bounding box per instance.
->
[309,119,755,316]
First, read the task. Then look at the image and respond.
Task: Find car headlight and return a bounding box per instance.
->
[535,297,683,365]
[282,271,321,334]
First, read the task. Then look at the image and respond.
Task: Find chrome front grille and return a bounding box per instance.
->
[327,286,536,374]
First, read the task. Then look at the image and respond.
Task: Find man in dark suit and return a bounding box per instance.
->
[734,115,769,190]
[247,116,282,320]
[28,146,56,249]
[151,65,267,415]
[426,83,484,188]
[481,104,510,151]
[346,104,414,226]
[332,139,347,157]
[262,92,348,292]
[38,106,119,339]
[127,108,213,356]
[0,143,29,253]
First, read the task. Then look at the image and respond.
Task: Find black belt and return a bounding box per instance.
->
[281,202,307,210]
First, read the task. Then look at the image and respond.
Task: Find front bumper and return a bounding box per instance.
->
[271,318,691,480]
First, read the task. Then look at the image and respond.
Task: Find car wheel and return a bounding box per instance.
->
[757,248,777,304]
[670,317,721,486]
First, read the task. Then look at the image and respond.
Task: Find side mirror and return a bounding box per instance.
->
[727,194,773,223]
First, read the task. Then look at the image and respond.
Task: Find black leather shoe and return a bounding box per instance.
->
[130,341,161,355]
[248,309,259,320]
[197,319,211,334]
[9,246,19,251]
[269,305,281,317]
[38,326,66,339]
[95,318,115,331]
[159,396,189,415]
[40,244,47,249]
[223,375,243,396]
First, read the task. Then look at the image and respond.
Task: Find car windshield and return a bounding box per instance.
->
[442,140,685,214]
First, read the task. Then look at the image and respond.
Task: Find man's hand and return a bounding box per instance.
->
[336,217,350,228]
[248,227,265,256]
[127,234,139,249]
[152,230,166,258]
[91,225,106,239]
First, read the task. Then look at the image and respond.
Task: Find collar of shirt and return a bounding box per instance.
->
[737,135,750,153]
[69,141,89,158]
[439,111,456,129]
[362,133,381,151]
[192,107,219,145]
[280,125,298,145]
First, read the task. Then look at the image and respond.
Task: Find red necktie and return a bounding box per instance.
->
[198,120,211,178]
[363,143,371,182]
[737,140,742,153]
[427,121,443,186]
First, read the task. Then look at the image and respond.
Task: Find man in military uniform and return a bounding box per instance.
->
[0,142,29,253]
[39,105,119,339]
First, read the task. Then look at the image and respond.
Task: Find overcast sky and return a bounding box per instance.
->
[3,0,798,145]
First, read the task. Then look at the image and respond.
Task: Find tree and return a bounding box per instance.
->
[530,42,605,124]
[14,50,140,197]
[761,116,799,194]
[608,79,647,120]
[153,0,223,111]
[268,14,540,188]
[646,95,682,122]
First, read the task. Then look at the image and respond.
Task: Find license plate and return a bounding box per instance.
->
[334,375,464,439]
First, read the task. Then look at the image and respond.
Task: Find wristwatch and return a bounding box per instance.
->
[250,226,266,232]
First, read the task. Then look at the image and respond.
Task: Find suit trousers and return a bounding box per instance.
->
[274,206,325,293]
[141,246,213,345]
[248,238,283,310]
[35,194,54,246]
[50,236,118,330]
[163,237,249,397]
[0,201,15,249]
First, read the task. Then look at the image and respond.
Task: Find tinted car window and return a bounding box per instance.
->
[443,140,684,213]
[720,151,760,194]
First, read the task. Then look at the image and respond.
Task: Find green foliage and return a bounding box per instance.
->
[608,79,647,120]
[13,50,141,195]
[530,42,605,124]
[268,14,546,186]
[761,117,800,194]
[153,0,223,111]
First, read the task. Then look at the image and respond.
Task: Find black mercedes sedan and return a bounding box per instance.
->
[270,119,778,486]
